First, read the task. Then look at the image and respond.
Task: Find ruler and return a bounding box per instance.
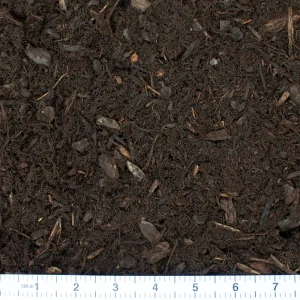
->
[0,274,299,300]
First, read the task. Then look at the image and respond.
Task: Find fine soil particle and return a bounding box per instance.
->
[1,0,300,275]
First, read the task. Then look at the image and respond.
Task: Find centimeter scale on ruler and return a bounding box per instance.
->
[0,274,299,300]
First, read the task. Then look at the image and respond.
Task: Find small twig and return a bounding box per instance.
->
[164,239,178,274]
[53,72,68,89]
[250,257,274,265]
[215,91,229,112]
[288,7,294,56]
[237,262,261,275]
[213,222,242,233]
[106,0,120,21]
[0,9,22,27]
[148,179,159,195]
[104,0,120,35]
[258,61,267,91]
[270,254,297,275]
[247,25,262,41]
[247,225,277,237]
[10,228,34,243]
[144,133,160,169]
[100,2,109,13]
[276,91,290,107]
[146,84,161,96]
[45,217,61,249]
[37,72,68,101]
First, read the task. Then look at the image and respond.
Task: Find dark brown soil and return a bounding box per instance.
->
[1,0,300,275]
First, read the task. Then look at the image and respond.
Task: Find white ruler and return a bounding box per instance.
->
[0,274,299,300]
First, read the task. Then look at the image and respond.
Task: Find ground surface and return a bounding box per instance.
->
[1,0,300,275]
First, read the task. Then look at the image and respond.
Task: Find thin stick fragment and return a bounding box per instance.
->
[250,257,274,264]
[45,217,62,249]
[276,91,290,107]
[37,72,68,101]
[146,84,161,96]
[149,179,159,195]
[100,2,109,13]
[270,254,297,274]
[53,72,68,89]
[261,15,300,33]
[213,222,241,233]
[10,228,33,243]
[248,25,262,41]
[106,0,120,21]
[144,133,160,168]
[237,263,261,275]
[164,239,178,273]
[193,165,200,177]
[258,62,266,90]
[0,8,22,27]
[288,7,294,56]
[8,192,13,206]
[72,212,75,226]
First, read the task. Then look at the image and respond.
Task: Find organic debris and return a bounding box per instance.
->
[260,15,300,33]
[283,184,299,205]
[139,220,162,245]
[250,262,271,274]
[126,161,146,182]
[290,84,300,105]
[220,199,236,225]
[205,129,231,141]
[59,0,67,11]
[276,91,290,107]
[25,47,51,67]
[286,171,300,180]
[87,248,104,260]
[96,116,120,130]
[99,154,119,179]
[278,216,300,232]
[37,106,55,123]
[118,145,131,159]
[236,263,260,275]
[46,266,62,274]
[2,0,300,276]
[72,138,89,153]
[145,241,170,264]
[131,0,151,12]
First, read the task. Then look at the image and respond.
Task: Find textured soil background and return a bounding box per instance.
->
[1,0,300,275]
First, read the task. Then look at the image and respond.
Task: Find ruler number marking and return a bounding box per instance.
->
[193,283,198,292]
[74,283,79,292]
[233,283,239,292]
[153,283,158,291]
[273,283,278,291]
[20,283,38,290]
[113,283,118,291]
